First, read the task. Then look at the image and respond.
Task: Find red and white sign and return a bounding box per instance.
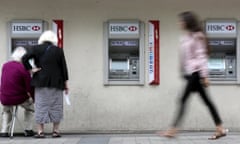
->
[109,23,139,35]
[52,20,64,48]
[11,22,43,34]
[206,21,237,34]
[148,20,160,85]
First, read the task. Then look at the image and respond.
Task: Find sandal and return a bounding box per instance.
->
[157,128,178,138]
[208,129,228,140]
[52,131,61,138]
[34,132,45,138]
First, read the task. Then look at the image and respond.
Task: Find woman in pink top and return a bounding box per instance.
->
[160,11,227,140]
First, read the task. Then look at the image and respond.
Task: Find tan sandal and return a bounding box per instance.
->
[158,128,178,138]
[208,129,228,140]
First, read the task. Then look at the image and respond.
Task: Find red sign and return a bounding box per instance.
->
[53,20,64,48]
[149,20,160,85]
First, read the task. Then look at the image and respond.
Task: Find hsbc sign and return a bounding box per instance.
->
[11,22,43,34]
[206,21,237,35]
[109,23,139,35]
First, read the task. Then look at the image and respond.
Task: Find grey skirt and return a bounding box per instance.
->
[35,87,63,124]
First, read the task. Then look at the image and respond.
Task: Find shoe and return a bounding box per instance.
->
[208,129,229,140]
[158,128,178,138]
[24,130,35,137]
[52,131,61,138]
[34,132,45,138]
[0,133,9,137]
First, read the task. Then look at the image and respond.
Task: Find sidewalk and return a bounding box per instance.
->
[0,132,239,144]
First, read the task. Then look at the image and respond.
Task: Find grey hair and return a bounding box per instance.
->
[11,46,26,62]
[38,30,58,46]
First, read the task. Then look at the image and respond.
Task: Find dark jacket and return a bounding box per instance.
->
[22,42,68,90]
[0,61,33,105]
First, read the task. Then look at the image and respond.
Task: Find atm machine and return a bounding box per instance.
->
[8,20,48,57]
[104,20,145,85]
[108,39,140,80]
[205,19,238,82]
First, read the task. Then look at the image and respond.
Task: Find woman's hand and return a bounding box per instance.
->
[64,81,69,94]
[27,92,34,103]
[64,87,69,95]
[202,77,209,87]
[31,67,41,73]
[29,67,41,75]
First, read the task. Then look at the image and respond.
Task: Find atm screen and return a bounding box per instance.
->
[11,38,38,52]
[208,58,225,70]
[110,59,129,70]
[109,39,139,47]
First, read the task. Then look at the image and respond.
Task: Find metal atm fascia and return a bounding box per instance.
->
[103,20,145,85]
[205,19,239,84]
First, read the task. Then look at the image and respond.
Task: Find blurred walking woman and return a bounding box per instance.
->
[160,11,227,140]
[22,30,69,138]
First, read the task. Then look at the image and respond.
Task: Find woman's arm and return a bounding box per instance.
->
[192,33,209,78]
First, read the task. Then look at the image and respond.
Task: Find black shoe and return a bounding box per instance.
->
[24,130,35,137]
[0,133,9,137]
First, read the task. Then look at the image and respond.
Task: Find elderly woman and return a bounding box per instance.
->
[0,46,34,137]
[22,30,69,138]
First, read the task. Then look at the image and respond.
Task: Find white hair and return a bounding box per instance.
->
[38,30,58,46]
[11,46,26,62]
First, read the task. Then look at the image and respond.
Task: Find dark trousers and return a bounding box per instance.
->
[172,72,222,127]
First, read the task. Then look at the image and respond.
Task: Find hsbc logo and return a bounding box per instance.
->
[225,25,234,31]
[206,22,236,34]
[13,25,41,32]
[207,24,235,31]
[110,25,138,32]
[109,23,139,34]
[32,26,41,31]
[12,22,43,34]
[128,26,138,31]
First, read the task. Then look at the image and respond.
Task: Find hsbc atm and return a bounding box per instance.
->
[8,20,48,57]
[205,19,239,83]
[103,20,145,85]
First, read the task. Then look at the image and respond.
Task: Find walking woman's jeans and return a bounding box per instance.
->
[172,72,222,127]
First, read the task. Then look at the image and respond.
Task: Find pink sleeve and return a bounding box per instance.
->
[192,36,209,78]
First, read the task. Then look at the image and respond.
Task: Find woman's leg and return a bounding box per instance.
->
[36,123,44,133]
[195,73,227,139]
[20,98,34,135]
[172,75,196,127]
[52,122,61,137]
[53,122,60,132]
[0,106,12,137]
[34,88,47,138]
[161,75,195,137]
[34,123,45,138]
[197,85,222,125]
[195,74,222,126]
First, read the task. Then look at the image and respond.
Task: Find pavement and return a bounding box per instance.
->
[0,132,239,144]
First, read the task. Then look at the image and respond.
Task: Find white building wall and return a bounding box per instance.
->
[0,0,240,132]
